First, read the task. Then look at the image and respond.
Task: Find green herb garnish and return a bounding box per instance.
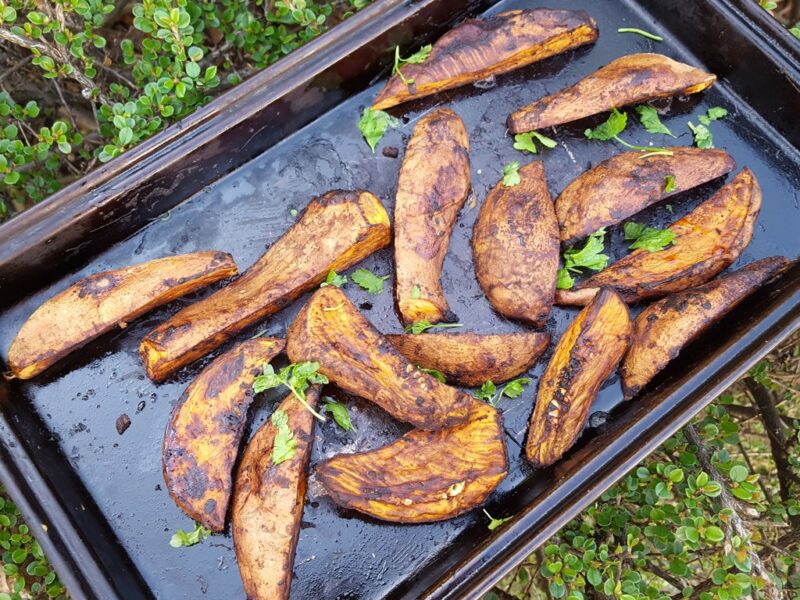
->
[253,362,328,421]
[351,268,389,295]
[323,398,353,432]
[557,228,610,290]
[664,175,676,193]
[404,320,463,335]
[617,27,663,41]
[393,44,432,86]
[503,161,521,186]
[270,409,297,465]
[474,378,531,407]
[358,108,400,152]
[419,366,446,383]
[320,270,347,288]
[410,284,421,299]
[483,509,513,531]
[624,222,676,252]
[586,109,673,157]
[169,523,211,548]
[635,105,673,136]
[689,107,727,149]
[513,131,557,154]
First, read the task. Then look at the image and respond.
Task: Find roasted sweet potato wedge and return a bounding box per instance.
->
[621,257,790,400]
[286,287,472,430]
[556,169,762,306]
[232,386,319,600]
[472,160,559,327]
[526,289,632,467]
[386,332,550,387]
[508,53,716,133]
[7,251,237,380]
[556,148,736,244]
[316,400,507,523]
[395,108,470,325]
[163,337,285,532]
[140,190,391,381]
[372,9,598,111]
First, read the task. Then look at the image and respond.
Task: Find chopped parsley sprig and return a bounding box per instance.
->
[585,108,673,157]
[253,362,328,421]
[624,222,676,252]
[270,409,297,465]
[404,320,463,335]
[393,44,432,87]
[557,228,610,290]
[474,378,531,407]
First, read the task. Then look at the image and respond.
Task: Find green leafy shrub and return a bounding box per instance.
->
[0,0,369,220]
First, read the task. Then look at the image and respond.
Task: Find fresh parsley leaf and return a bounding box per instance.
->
[322,399,352,432]
[664,175,676,193]
[483,509,513,531]
[635,105,673,136]
[513,131,556,154]
[474,380,497,403]
[393,44,432,86]
[410,284,421,299]
[351,268,389,295]
[665,204,674,213]
[688,121,713,149]
[706,106,728,122]
[557,229,609,290]
[617,27,663,41]
[320,270,347,288]
[271,409,297,464]
[170,523,211,548]
[557,267,575,290]
[585,108,628,141]
[253,362,328,420]
[624,221,676,252]
[404,321,464,335]
[419,366,446,383]
[358,108,400,153]
[501,378,531,399]
[503,161,521,187]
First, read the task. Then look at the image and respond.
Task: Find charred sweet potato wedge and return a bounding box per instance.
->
[163,337,285,532]
[386,332,550,387]
[526,289,632,467]
[140,190,391,382]
[556,148,736,244]
[7,251,237,380]
[232,386,319,600]
[316,400,507,523]
[556,169,762,306]
[395,108,470,325]
[286,287,472,430]
[372,9,598,111]
[621,257,790,400]
[472,160,560,327]
[508,53,716,133]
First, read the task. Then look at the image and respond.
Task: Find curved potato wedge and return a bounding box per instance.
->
[472,160,559,326]
[621,257,790,400]
[556,148,736,244]
[395,108,470,325]
[232,387,319,600]
[385,332,549,387]
[526,289,632,467]
[163,337,285,532]
[316,400,507,523]
[555,168,762,306]
[140,190,391,382]
[372,9,598,111]
[286,287,472,430]
[508,53,716,133]
[7,251,237,380]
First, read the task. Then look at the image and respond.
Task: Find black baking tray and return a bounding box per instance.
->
[0,1,798,599]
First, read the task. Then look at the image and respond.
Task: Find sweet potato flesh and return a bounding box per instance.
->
[508,53,716,133]
[526,289,632,467]
[386,332,549,387]
[556,169,762,306]
[621,257,789,400]
[316,400,507,523]
[140,190,391,381]
[556,148,736,244]
[472,160,559,327]
[372,9,598,111]
[233,387,319,600]
[286,287,473,430]
[163,337,284,531]
[7,251,237,380]
[395,108,470,325]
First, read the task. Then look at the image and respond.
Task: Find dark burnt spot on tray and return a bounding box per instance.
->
[77,272,121,299]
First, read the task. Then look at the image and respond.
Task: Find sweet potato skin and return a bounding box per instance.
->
[508,53,716,133]
[526,289,632,467]
[556,148,736,244]
[140,190,391,382]
[386,332,550,387]
[316,400,507,523]
[621,257,790,400]
[162,337,285,532]
[395,108,470,325]
[7,251,237,380]
[286,287,473,430]
[472,160,559,327]
[372,9,598,111]
[232,387,319,600]
[556,169,762,306]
